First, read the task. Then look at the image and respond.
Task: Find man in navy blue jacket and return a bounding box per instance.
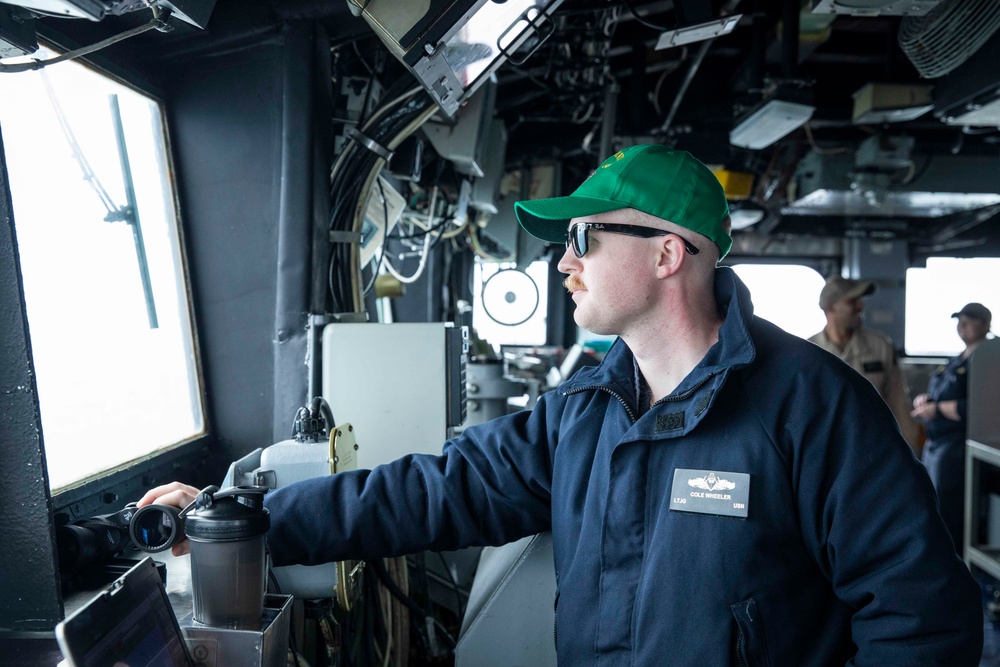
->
[142,144,982,665]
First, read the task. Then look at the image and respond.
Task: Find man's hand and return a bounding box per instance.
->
[911,398,960,422]
[136,482,200,556]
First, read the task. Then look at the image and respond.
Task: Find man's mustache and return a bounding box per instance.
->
[563,276,586,292]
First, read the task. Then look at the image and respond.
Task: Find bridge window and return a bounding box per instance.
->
[0,51,204,491]
[729,264,827,340]
[906,257,1000,356]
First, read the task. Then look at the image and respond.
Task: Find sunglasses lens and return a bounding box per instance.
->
[573,225,587,257]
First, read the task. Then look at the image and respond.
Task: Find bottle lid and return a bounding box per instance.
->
[184,485,270,542]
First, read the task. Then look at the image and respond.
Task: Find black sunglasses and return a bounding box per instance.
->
[565,222,700,258]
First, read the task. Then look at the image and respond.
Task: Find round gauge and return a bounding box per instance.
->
[481,268,540,326]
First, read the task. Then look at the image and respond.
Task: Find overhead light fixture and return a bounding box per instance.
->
[809,0,941,17]
[728,201,766,230]
[730,99,815,150]
[785,149,1000,217]
[940,97,1000,127]
[655,14,741,50]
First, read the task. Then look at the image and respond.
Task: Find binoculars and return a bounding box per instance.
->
[57,502,186,574]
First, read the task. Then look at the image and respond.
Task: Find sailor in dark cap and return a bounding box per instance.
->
[912,302,993,551]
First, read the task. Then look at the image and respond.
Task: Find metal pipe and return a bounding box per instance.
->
[659,37,711,134]
[109,94,159,329]
[782,0,799,78]
[658,0,742,134]
[599,82,620,165]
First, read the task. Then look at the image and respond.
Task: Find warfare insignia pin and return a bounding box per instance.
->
[670,469,750,518]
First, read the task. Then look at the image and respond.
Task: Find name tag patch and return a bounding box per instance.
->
[670,469,750,518]
[862,360,884,373]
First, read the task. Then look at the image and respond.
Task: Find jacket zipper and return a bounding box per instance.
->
[564,372,718,424]
[736,630,748,667]
[553,592,559,650]
[563,385,637,422]
[650,372,717,408]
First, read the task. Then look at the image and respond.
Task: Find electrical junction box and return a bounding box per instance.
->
[322,322,468,469]
[852,83,933,125]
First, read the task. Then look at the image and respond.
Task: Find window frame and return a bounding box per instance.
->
[0,42,212,521]
[904,256,1000,358]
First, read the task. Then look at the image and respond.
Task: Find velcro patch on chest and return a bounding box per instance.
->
[656,411,685,432]
[862,360,884,373]
[694,389,715,418]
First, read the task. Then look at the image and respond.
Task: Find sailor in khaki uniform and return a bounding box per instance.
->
[809,277,921,454]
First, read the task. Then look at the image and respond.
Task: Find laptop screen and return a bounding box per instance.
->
[56,558,194,667]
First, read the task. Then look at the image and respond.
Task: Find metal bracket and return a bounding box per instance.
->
[329,422,359,475]
[254,470,277,489]
[345,125,393,161]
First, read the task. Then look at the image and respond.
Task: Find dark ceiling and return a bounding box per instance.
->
[22,0,1000,255]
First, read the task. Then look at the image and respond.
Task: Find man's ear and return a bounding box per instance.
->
[654,236,686,279]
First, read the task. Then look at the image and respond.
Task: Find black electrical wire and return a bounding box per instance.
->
[0,9,169,73]
[355,54,382,128]
[367,562,389,664]
[328,149,381,311]
[362,579,375,666]
[329,149,380,311]
[621,0,670,31]
[428,214,456,253]
[330,153,379,230]
[326,87,436,314]
[309,396,337,435]
[336,604,355,667]
[437,552,466,620]
[331,616,344,667]
[351,40,374,76]
[387,160,448,244]
[354,78,422,132]
[369,559,457,649]
[406,553,434,656]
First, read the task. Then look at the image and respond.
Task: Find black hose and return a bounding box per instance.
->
[311,396,337,434]
[368,559,457,649]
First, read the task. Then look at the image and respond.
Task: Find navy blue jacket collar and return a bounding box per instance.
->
[560,267,757,416]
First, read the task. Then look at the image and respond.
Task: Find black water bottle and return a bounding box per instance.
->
[185,485,270,629]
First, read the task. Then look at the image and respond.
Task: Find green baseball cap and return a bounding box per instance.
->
[514,144,732,258]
